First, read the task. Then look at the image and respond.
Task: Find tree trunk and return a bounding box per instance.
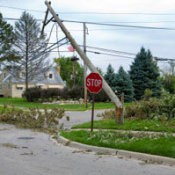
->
[25,30,29,90]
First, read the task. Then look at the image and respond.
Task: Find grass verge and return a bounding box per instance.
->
[0,98,114,111]
[72,118,175,133]
[61,130,175,158]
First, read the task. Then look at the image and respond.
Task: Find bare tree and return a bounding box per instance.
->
[14,11,50,89]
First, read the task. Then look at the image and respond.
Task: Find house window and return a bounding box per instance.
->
[49,73,53,79]
[16,87,23,90]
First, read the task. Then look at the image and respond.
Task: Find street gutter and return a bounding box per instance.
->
[55,133,175,167]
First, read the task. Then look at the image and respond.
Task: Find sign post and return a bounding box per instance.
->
[86,73,103,132]
[91,94,95,132]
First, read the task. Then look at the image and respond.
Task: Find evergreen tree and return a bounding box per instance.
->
[14,12,50,89]
[0,13,16,62]
[129,47,161,100]
[104,64,117,92]
[115,66,134,102]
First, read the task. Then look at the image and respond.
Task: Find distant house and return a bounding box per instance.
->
[0,66,65,98]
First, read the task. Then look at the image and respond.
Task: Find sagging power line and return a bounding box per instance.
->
[4,17,175,31]
[2,5,175,16]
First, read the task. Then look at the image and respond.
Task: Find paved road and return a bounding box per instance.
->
[0,112,175,175]
[61,110,104,129]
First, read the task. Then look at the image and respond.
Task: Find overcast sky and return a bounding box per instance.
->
[1,0,175,72]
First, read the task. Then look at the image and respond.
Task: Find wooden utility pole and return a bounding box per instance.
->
[83,22,88,108]
[116,93,124,124]
[44,1,122,110]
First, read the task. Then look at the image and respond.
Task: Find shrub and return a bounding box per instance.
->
[98,93,175,121]
[60,87,69,100]
[23,87,41,102]
[125,98,160,119]
[88,89,109,102]
[67,86,109,102]
[160,93,175,120]
[23,86,111,103]
[125,102,141,118]
[68,86,84,100]
[23,87,62,102]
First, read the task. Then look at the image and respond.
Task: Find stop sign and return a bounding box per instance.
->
[86,72,103,94]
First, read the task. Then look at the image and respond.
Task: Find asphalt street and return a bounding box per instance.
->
[62,110,104,129]
[0,111,175,175]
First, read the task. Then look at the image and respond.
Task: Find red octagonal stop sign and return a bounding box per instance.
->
[86,72,103,94]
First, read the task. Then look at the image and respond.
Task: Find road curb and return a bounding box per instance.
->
[56,134,175,167]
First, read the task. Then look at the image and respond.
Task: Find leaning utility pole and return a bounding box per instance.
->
[44,1,123,121]
[83,22,88,108]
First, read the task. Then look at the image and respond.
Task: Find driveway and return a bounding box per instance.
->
[0,120,175,174]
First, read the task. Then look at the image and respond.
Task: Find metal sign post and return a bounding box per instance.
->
[91,93,95,132]
[86,72,103,132]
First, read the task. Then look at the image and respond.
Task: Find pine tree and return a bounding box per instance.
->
[129,47,161,100]
[0,13,16,62]
[104,64,117,92]
[115,66,134,102]
[14,11,50,89]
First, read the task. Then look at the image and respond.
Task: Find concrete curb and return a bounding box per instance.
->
[56,134,175,167]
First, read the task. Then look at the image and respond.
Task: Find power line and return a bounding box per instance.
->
[4,17,175,31]
[100,20,175,24]
[79,45,175,61]
[2,14,175,61]
[62,19,175,31]
[4,17,42,22]
[0,5,44,13]
[3,17,175,31]
[58,12,175,16]
[87,50,134,59]
[4,17,175,25]
[4,17,175,32]
[83,45,136,56]
[2,5,175,16]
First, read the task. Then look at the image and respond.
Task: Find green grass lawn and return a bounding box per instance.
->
[64,118,175,158]
[0,97,115,111]
[61,130,175,158]
[72,118,175,132]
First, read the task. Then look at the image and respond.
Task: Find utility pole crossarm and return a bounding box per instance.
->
[44,0,122,108]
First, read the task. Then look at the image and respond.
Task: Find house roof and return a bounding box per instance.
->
[2,67,65,86]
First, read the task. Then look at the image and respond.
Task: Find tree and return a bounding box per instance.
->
[160,61,175,94]
[115,66,134,102]
[54,57,84,88]
[161,74,175,94]
[0,12,16,63]
[104,64,117,92]
[129,47,161,100]
[96,67,104,76]
[14,11,50,89]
